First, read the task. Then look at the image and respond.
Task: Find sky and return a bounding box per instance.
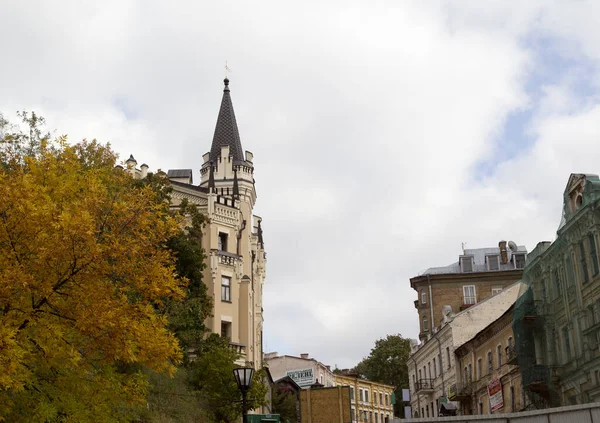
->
[2,0,600,370]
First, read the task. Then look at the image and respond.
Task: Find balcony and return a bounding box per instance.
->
[453,383,473,402]
[523,365,550,394]
[415,378,435,393]
[229,342,246,357]
[506,344,518,365]
[217,250,240,266]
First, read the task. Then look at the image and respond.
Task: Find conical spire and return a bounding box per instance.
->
[209,78,245,164]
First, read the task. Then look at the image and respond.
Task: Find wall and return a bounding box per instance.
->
[400,402,600,422]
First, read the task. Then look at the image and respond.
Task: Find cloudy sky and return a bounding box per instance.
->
[2,0,600,369]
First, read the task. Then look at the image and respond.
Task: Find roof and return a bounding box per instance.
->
[167,169,193,179]
[169,180,209,193]
[450,282,522,348]
[209,78,246,164]
[421,245,527,275]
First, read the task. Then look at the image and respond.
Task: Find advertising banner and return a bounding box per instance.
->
[487,379,504,412]
[287,368,314,387]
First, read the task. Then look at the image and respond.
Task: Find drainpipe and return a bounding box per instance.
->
[407,355,420,417]
[434,334,445,401]
[427,275,434,330]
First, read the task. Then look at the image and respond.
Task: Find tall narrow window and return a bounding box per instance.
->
[218,232,228,252]
[477,358,482,379]
[553,269,561,298]
[580,241,589,283]
[428,362,431,379]
[468,363,472,382]
[446,347,451,368]
[421,291,427,304]
[433,358,437,377]
[220,320,231,339]
[566,257,575,286]
[487,351,492,374]
[423,316,429,331]
[563,327,571,362]
[497,345,502,368]
[463,285,477,305]
[589,233,599,276]
[221,276,231,302]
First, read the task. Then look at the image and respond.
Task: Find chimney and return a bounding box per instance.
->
[499,240,508,264]
[300,353,309,359]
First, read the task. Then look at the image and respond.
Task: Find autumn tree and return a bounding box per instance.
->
[0,133,184,420]
[353,334,412,417]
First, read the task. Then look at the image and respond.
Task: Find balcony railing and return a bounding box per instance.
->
[229,342,246,357]
[217,250,240,266]
[454,382,473,402]
[416,378,435,392]
[523,365,550,393]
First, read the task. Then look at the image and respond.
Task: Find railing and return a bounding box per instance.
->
[416,379,435,392]
[217,250,240,266]
[523,365,549,392]
[229,342,246,357]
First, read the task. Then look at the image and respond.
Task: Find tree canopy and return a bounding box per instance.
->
[0,136,184,420]
[0,112,268,421]
[353,334,412,417]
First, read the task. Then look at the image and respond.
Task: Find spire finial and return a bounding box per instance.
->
[224,62,231,91]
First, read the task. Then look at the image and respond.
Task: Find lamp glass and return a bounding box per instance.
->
[234,367,254,391]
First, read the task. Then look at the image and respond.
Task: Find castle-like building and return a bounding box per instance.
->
[127,78,266,369]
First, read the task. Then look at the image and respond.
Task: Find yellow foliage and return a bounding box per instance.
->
[0,141,184,420]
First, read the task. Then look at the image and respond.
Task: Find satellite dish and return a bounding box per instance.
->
[508,241,518,252]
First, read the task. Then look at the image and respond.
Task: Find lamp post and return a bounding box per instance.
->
[233,367,254,423]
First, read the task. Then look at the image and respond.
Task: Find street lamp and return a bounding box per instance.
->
[233,367,254,423]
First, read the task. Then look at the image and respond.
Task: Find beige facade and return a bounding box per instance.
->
[455,305,525,416]
[130,78,267,369]
[410,244,525,341]
[333,373,395,423]
[408,283,522,418]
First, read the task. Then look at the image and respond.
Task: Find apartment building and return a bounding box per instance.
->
[455,302,525,415]
[334,372,395,423]
[408,283,522,418]
[411,243,526,341]
[513,173,600,408]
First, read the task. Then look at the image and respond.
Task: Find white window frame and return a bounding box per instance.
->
[423,315,429,331]
[421,291,427,304]
[487,254,500,271]
[221,276,231,302]
[463,285,477,305]
[491,286,503,296]
[461,256,473,272]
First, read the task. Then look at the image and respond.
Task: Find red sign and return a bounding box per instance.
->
[487,379,504,412]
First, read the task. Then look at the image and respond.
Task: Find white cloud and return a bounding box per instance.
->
[1,1,599,369]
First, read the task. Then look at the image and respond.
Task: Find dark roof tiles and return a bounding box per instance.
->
[209,78,245,164]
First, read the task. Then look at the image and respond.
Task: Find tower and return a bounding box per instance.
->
[167,78,266,369]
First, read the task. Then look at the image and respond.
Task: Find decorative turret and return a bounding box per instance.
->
[200,79,256,207]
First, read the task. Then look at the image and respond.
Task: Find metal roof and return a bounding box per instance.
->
[167,169,193,178]
[421,245,527,275]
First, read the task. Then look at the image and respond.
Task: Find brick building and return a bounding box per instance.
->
[410,243,526,341]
